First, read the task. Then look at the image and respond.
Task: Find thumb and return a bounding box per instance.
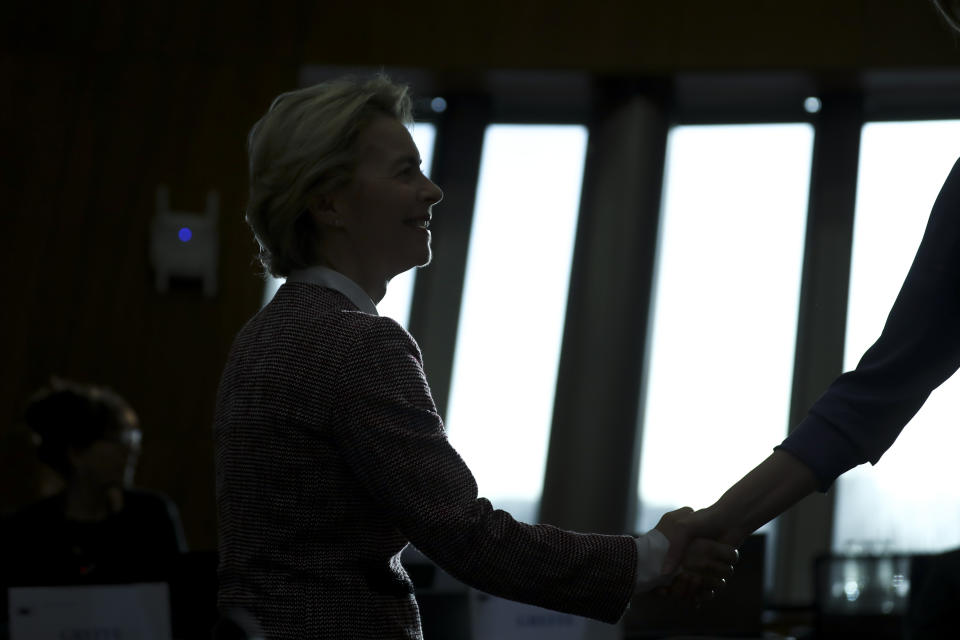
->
[654,506,694,575]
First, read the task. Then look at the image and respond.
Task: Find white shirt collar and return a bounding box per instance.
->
[286,265,379,316]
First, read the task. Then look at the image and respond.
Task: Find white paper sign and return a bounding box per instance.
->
[9,582,172,640]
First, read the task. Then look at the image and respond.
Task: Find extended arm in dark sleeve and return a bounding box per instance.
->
[780,156,960,490]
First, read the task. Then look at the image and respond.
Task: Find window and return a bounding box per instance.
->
[833,120,960,553]
[444,125,588,524]
[261,122,437,329]
[636,124,814,534]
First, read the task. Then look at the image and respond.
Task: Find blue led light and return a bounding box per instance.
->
[178,227,192,242]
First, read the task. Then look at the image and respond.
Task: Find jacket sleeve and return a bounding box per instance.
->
[327,315,637,623]
[779,156,960,490]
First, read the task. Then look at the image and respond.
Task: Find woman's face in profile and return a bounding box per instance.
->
[328,116,443,281]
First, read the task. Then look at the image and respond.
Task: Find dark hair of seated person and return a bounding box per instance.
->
[26,378,139,479]
[1,378,187,587]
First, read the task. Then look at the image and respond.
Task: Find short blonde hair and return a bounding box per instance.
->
[245,75,413,278]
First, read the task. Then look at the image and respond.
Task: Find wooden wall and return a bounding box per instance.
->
[1,0,958,550]
[0,1,308,547]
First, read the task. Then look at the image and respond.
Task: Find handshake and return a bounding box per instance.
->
[639,449,820,601]
[648,506,741,602]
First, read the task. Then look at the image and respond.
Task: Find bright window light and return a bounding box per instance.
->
[833,120,960,553]
[445,125,588,524]
[261,122,437,329]
[636,124,814,534]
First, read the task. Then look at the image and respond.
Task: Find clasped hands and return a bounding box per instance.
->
[652,506,741,602]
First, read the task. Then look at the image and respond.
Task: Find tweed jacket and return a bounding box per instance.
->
[214,280,637,639]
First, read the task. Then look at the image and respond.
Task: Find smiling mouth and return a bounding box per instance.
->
[405,217,431,230]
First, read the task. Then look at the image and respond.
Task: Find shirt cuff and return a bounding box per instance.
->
[633,528,674,594]
[778,411,868,492]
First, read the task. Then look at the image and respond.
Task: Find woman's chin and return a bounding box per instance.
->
[395,249,432,274]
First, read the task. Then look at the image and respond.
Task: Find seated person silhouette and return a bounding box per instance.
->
[2,378,186,586]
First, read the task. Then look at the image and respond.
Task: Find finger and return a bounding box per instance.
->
[678,570,703,599]
[681,558,736,580]
[660,531,687,576]
[692,579,724,604]
[656,506,695,531]
[665,572,695,599]
[694,587,718,604]
[682,541,737,578]
[660,521,695,575]
[692,575,727,591]
[685,540,738,570]
[661,546,684,576]
[693,539,739,565]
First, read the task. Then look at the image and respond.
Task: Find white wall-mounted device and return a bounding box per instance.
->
[150,185,219,297]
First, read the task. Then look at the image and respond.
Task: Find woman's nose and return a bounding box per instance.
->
[422,178,443,205]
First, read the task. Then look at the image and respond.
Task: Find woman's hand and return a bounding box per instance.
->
[655,507,739,601]
[663,535,739,600]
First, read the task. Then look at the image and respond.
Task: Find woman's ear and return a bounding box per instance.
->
[308,193,345,229]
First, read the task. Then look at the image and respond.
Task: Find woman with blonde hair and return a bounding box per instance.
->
[214,74,735,638]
